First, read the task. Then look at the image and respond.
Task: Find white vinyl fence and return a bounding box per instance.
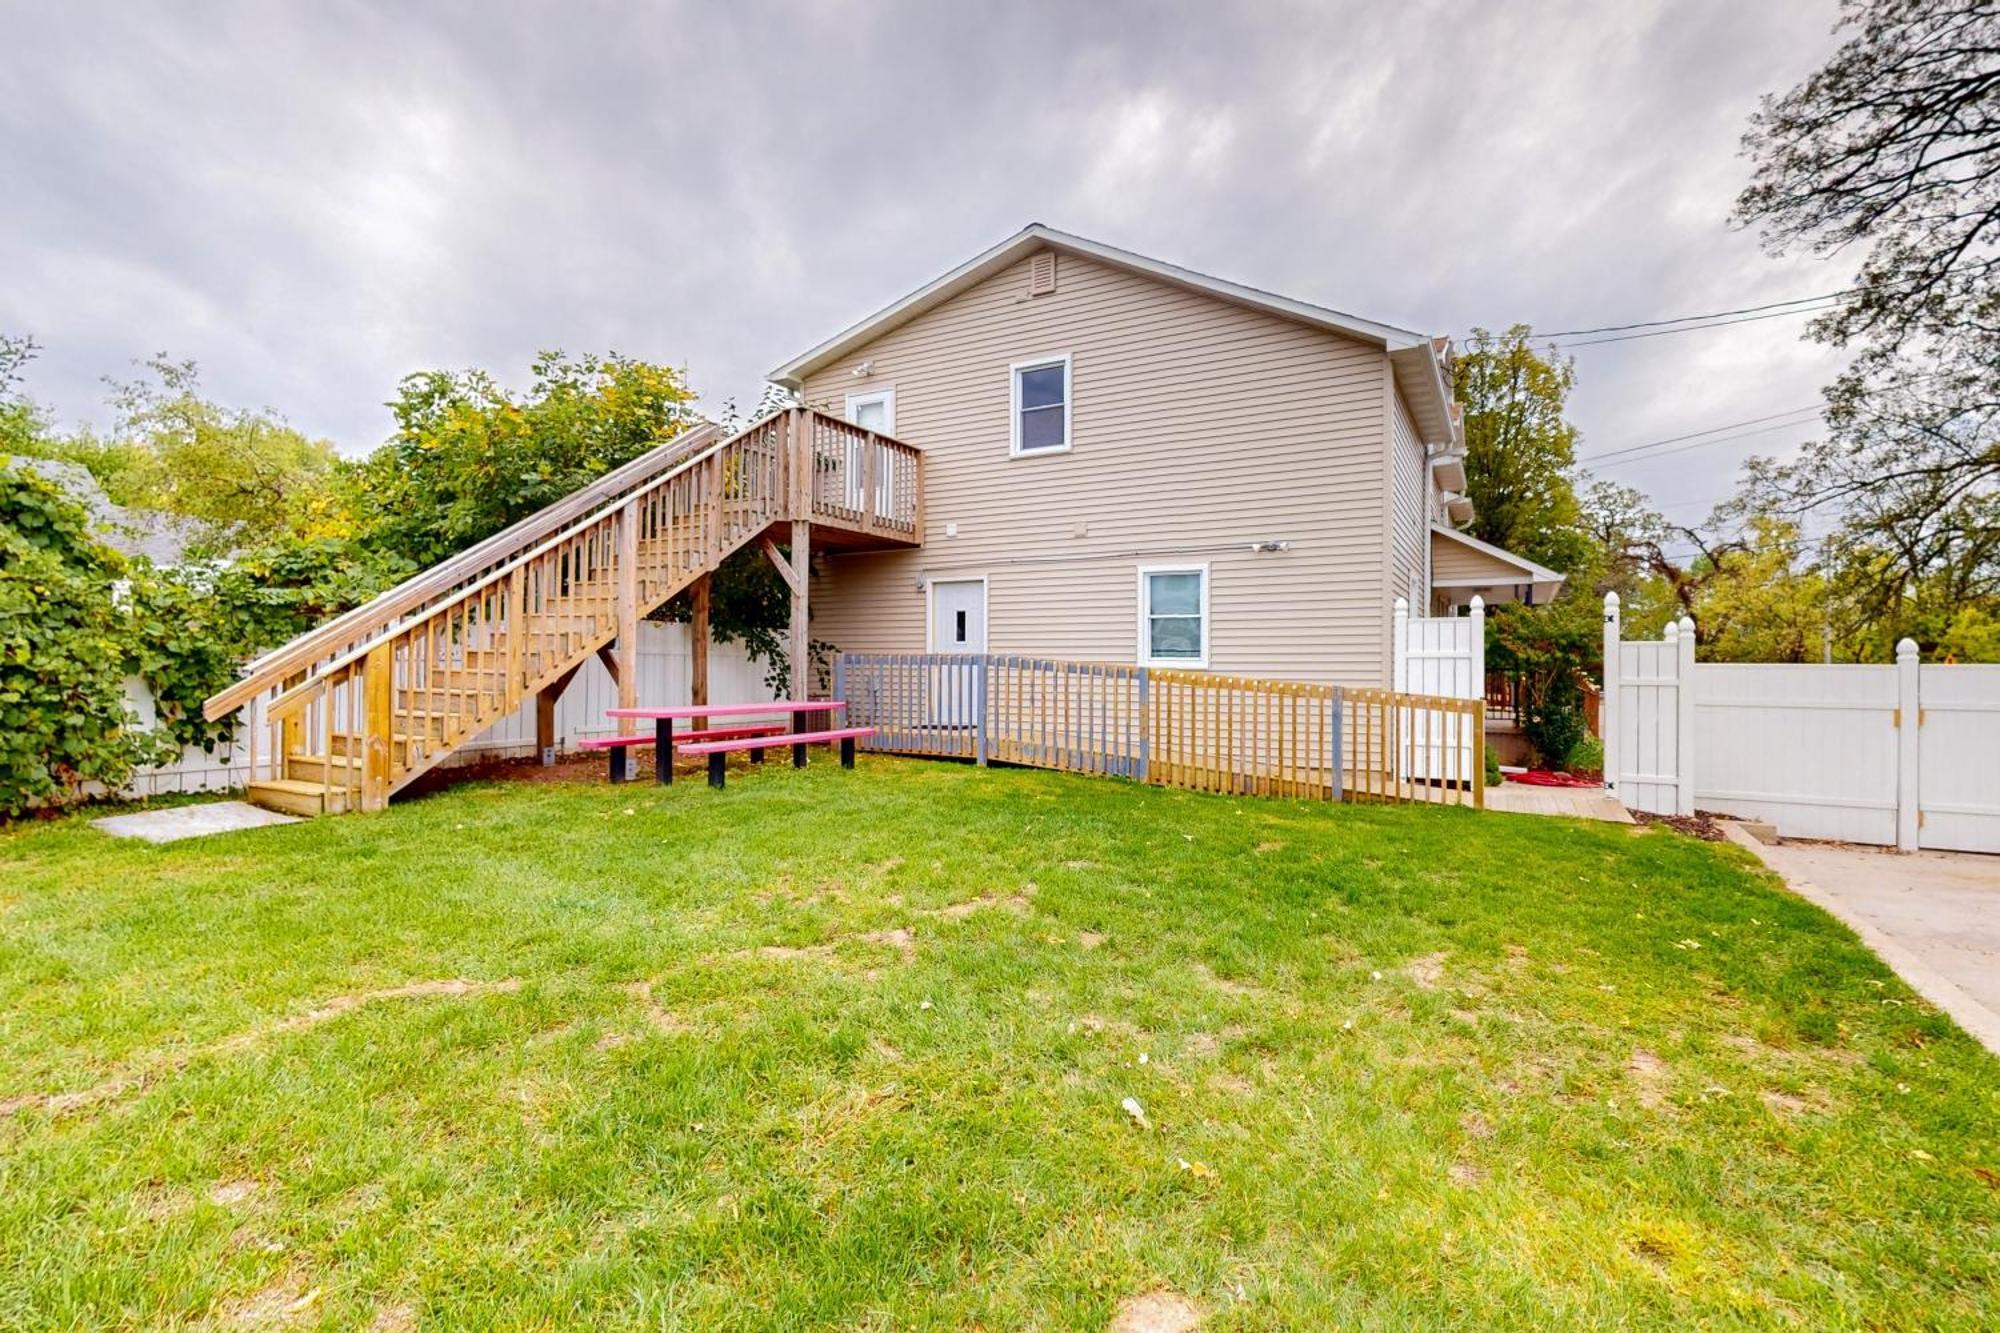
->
[116,623,773,797]
[1602,592,2000,853]
[1392,595,1483,779]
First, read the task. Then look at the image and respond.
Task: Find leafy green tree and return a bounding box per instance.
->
[360,351,700,567]
[1733,0,1997,658]
[13,356,350,552]
[1451,326,1590,573]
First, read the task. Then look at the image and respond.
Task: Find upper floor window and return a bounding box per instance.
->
[1009,354,1071,456]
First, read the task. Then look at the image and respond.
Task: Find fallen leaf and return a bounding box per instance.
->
[1912,1148,1935,1162]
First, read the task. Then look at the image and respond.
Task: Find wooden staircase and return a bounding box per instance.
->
[202,409,923,815]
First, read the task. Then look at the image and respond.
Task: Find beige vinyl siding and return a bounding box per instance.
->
[1432,532,1530,584]
[801,250,1392,684]
[1388,390,1428,611]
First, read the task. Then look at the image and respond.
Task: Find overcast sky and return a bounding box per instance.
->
[2,0,1853,530]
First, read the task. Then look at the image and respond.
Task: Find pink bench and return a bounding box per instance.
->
[577,723,787,783]
[678,726,877,788]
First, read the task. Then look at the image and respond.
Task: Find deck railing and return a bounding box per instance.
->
[224,410,921,809]
[836,654,1485,808]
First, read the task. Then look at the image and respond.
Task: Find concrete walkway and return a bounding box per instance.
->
[1722,824,2000,1056]
[92,801,299,844]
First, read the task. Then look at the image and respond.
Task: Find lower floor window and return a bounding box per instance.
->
[1138,565,1208,667]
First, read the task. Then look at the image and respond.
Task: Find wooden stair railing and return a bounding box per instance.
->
[214,409,922,815]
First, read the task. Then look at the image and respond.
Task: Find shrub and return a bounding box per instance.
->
[1522,670,1587,769]
[1566,736,1605,778]
[0,464,167,814]
[1484,745,1502,787]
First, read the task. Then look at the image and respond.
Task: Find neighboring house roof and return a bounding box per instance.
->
[7,456,200,565]
[768,223,1461,449]
[1430,524,1565,603]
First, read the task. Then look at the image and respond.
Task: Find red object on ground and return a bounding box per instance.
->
[1508,769,1600,788]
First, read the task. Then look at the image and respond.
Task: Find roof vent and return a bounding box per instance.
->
[1028,251,1057,296]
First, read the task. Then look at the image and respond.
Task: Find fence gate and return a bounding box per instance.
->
[1601,593,2000,853]
[1392,596,1483,780]
[1917,665,2000,853]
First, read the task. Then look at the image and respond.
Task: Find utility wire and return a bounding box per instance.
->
[1584,418,1828,470]
[1531,289,1861,339]
[1579,404,1824,465]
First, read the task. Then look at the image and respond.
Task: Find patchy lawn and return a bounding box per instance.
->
[1,758,1994,1329]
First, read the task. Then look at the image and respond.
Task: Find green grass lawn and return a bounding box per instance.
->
[2,758,1995,1329]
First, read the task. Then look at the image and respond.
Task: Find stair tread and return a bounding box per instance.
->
[251,778,343,795]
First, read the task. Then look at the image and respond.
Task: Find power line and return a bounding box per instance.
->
[1531,289,1861,339]
[1555,302,1847,348]
[1579,404,1824,465]
[1584,417,1827,470]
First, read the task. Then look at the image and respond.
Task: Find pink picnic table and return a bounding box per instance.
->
[597,700,846,783]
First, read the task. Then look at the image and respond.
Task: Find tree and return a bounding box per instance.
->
[4,353,350,551]
[359,351,701,567]
[1733,0,1999,654]
[1736,0,2000,368]
[1451,327,1590,573]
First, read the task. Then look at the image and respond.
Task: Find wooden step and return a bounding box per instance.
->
[285,752,360,785]
[247,778,356,817]
[329,733,431,765]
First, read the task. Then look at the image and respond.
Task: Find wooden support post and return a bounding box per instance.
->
[615,500,639,733]
[507,569,525,702]
[280,670,306,758]
[535,661,584,766]
[789,519,810,701]
[690,573,711,732]
[361,642,394,812]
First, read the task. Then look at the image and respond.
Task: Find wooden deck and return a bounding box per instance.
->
[1486,782,1634,822]
[204,408,923,815]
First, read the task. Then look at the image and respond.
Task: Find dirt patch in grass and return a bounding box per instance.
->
[1190,963,1264,998]
[1110,1289,1203,1332]
[622,980,691,1036]
[208,1179,260,1207]
[1078,930,1106,950]
[216,1273,320,1327]
[1407,952,1447,989]
[1628,1048,1669,1108]
[928,893,1032,921]
[2,978,520,1120]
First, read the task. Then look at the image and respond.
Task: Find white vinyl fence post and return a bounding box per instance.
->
[1896,637,1920,852]
[1676,614,1697,816]
[1392,597,1409,693]
[1468,596,1485,701]
[1601,592,1620,801]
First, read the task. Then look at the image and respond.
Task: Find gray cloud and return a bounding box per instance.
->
[1,0,1849,527]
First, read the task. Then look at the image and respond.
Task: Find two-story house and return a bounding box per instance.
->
[770,224,1561,687]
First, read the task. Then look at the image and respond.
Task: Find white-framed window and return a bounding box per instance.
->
[1009,353,1071,456]
[1136,563,1209,668]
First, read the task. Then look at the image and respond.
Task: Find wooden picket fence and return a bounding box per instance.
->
[835,653,1484,808]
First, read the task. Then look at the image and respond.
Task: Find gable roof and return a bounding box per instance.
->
[1430,523,1565,601]
[767,223,1460,447]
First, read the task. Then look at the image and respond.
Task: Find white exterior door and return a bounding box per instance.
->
[928,579,986,726]
[845,389,894,517]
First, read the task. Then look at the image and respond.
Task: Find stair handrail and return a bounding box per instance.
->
[204,418,727,720]
[207,411,797,722]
